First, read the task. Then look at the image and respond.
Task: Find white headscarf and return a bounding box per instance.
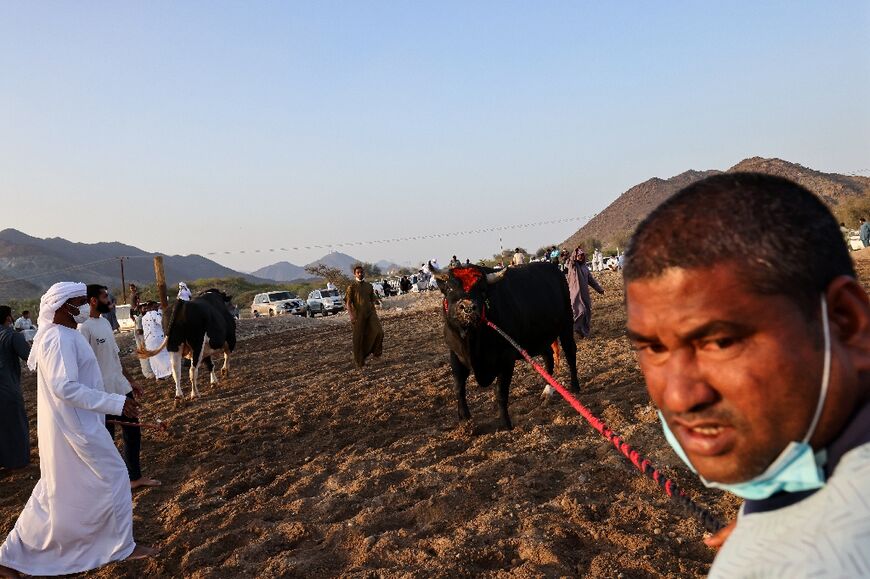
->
[28,282,86,370]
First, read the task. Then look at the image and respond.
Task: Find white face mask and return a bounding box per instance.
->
[69,302,91,324]
[658,294,831,500]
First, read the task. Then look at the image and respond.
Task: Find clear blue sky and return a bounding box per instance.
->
[2,1,868,271]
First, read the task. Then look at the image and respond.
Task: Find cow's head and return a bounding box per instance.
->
[435,266,507,334]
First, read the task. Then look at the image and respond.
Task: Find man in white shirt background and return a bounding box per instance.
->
[79,284,161,490]
[12,312,36,343]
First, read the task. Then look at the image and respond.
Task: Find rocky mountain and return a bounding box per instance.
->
[253,254,405,283]
[303,252,361,277]
[563,158,870,251]
[251,261,311,282]
[0,229,267,300]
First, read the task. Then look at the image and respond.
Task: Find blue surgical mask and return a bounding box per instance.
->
[657,295,831,500]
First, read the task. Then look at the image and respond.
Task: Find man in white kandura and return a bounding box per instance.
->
[141,303,172,381]
[0,282,156,578]
[177,282,192,302]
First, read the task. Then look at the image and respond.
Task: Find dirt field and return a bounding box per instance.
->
[8,269,814,578]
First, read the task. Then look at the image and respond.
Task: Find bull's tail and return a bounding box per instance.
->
[136,337,169,359]
[552,340,561,369]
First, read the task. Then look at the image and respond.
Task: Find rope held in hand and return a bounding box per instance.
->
[484,319,725,534]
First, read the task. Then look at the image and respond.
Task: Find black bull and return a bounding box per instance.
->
[436,262,580,430]
[138,289,237,399]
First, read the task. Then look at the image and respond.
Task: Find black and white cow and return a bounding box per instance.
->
[137,289,237,399]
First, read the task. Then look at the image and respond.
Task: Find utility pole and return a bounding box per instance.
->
[153,256,168,311]
[119,257,127,304]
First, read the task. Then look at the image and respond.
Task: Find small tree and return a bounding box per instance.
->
[304,264,352,289]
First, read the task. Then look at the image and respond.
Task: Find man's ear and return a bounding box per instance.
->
[827,275,870,369]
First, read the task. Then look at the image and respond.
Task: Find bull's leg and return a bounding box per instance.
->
[540,347,558,398]
[190,335,209,399]
[204,356,217,385]
[560,326,581,392]
[170,351,184,398]
[221,348,230,378]
[495,365,514,431]
[449,351,472,421]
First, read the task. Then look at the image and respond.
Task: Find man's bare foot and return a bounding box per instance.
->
[0,564,21,578]
[126,544,159,560]
[130,477,162,489]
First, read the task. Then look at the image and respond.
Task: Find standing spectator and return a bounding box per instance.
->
[13,311,35,333]
[133,305,155,380]
[511,248,525,266]
[449,255,461,268]
[427,258,441,290]
[345,265,384,369]
[567,247,604,338]
[177,282,191,302]
[860,217,870,247]
[839,221,851,245]
[0,305,31,471]
[127,283,140,309]
[13,310,37,344]
[102,292,120,332]
[79,285,160,490]
[141,303,172,381]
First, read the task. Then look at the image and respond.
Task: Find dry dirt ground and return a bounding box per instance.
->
[27,262,863,577]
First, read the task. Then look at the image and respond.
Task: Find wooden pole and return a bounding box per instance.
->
[154,256,168,310]
[120,257,127,304]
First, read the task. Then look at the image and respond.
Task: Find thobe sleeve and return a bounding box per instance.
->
[44,334,126,416]
[588,273,604,294]
[12,331,30,361]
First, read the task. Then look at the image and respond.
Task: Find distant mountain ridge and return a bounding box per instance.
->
[251,261,311,282]
[252,254,405,282]
[0,229,269,300]
[563,157,870,251]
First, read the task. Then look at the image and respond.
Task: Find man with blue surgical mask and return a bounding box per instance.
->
[624,173,870,577]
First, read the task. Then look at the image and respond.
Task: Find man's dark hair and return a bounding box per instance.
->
[0,305,11,324]
[87,284,108,300]
[353,265,364,273]
[624,172,854,317]
[22,310,29,316]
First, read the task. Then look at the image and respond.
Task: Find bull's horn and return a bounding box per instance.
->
[486,269,507,284]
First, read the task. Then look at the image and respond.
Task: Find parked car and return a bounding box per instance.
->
[115,304,136,333]
[251,291,308,317]
[307,288,345,317]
